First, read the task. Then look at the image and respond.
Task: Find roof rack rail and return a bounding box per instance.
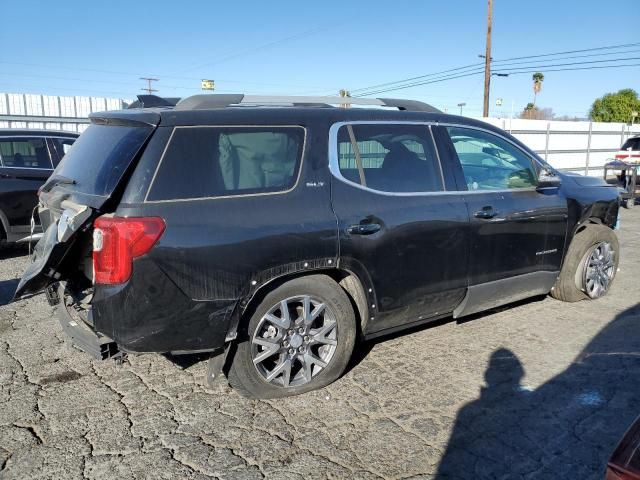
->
[128,95,181,109]
[173,94,441,113]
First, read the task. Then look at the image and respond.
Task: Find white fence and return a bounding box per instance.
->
[481,117,640,176]
[0,93,127,133]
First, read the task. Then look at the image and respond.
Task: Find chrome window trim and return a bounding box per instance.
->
[144,125,307,203]
[0,166,53,172]
[328,120,545,197]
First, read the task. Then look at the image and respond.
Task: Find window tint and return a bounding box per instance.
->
[447,127,537,191]
[49,137,76,166]
[148,127,304,201]
[0,137,52,169]
[336,124,442,193]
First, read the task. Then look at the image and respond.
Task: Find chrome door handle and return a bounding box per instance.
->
[347,223,381,235]
[474,206,497,219]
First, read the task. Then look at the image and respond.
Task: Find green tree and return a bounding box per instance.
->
[589,89,640,123]
[532,72,544,106]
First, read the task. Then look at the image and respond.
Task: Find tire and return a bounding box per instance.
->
[228,274,356,399]
[550,224,619,302]
[624,198,634,209]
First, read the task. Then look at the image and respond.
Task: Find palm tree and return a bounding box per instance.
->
[524,102,535,119]
[532,72,544,107]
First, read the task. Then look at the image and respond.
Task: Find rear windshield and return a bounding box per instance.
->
[54,124,153,197]
[621,137,640,151]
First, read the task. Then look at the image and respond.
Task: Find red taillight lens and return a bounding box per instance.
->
[93,216,165,285]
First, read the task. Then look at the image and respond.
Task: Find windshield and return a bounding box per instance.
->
[54,123,153,197]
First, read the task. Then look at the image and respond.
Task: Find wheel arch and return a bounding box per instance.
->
[228,267,370,344]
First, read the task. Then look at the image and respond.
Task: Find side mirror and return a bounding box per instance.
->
[537,169,561,189]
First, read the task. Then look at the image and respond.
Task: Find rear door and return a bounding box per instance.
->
[330,122,470,334]
[435,125,568,316]
[15,114,158,298]
[0,136,53,228]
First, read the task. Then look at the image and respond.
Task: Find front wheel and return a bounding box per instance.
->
[228,275,356,399]
[550,225,619,302]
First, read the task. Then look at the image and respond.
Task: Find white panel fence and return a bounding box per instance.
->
[0,93,127,133]
[1,93,639,176]
[480,117,640,176]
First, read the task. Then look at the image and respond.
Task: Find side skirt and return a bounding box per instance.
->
[453,271,559,319]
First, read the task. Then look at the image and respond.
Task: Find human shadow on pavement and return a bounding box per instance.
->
[435,303,640,480]
[0,278,20,306]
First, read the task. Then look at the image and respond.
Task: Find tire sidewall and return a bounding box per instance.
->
[230,275,356,399]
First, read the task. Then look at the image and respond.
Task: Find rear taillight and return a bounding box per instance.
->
[93,216,165,285]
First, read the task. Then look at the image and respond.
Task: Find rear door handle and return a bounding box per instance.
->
[347,223,381,235]
[474,206,498,219]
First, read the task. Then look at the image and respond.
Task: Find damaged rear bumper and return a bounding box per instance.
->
[56,291,121,360]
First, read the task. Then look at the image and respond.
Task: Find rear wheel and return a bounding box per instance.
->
[550,225,619,302]
[228,275,356,399]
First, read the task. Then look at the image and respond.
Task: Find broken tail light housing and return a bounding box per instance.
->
[93,216,165,285]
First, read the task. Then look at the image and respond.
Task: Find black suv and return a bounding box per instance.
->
[0,129,78,243]
[15,95,620,398]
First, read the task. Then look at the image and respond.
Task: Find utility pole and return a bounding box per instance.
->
[140,77,159,94]
[482,0,493,117]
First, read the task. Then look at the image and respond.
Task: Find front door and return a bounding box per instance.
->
[330,122,470,334]
[435,125,568,316]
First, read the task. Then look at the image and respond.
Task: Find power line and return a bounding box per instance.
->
[173,25,336,74]
[349,63,483,94]
[492,42,640,64]
[497,63,640,76]
[351,42,640,97]
[356,62,640,97]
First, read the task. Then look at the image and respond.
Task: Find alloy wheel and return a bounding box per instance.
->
[582,241,616,299]
[251,295,338,388]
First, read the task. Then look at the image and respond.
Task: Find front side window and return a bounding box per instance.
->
[447,127,537,191]
[148,126,304,201]
[336,124,443,193]
[0,137,52,169]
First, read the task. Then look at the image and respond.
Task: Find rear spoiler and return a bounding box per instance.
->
[127,95,180,109]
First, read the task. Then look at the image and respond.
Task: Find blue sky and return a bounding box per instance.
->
[1,0,638,117]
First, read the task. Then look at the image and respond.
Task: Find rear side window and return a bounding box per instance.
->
[147,126,305,201]
[446,127,537,191]
[335,124,443,193]
[0,137,52,169]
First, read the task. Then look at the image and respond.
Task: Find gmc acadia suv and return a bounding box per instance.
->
[15,94,620,398]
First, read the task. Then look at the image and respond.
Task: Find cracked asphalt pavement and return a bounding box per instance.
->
[1,208,639,479]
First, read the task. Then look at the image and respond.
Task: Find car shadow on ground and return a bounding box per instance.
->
[345,295,548,376]
[434,303,640,479]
